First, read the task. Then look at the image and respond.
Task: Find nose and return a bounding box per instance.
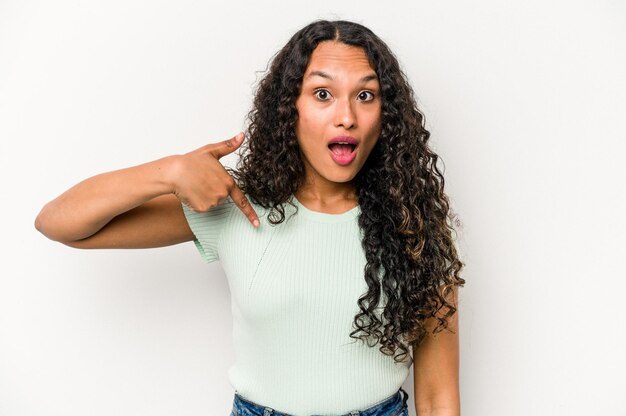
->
[334,98,356,129]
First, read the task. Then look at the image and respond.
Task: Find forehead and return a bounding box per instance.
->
[304,41,376,78]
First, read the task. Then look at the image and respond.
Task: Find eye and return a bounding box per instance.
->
[314,89,332,101]
[357,91,375,101]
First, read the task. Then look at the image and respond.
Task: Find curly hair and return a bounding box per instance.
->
[227,19,466,363]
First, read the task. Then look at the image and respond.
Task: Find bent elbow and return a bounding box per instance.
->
[34,208,51,238]
[34,206,72,246]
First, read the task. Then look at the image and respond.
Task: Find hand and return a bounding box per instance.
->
[170,132,260,228]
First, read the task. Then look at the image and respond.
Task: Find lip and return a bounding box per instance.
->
[327,135,358,146]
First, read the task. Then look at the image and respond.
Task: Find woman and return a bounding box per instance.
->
[35,20,465,416]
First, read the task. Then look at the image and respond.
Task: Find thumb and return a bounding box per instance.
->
[211,132,245,159]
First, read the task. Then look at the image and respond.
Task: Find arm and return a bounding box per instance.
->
[34,133,259,249]
[412,285,460,416]
[34,156,193,248]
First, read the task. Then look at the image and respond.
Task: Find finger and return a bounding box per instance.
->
[229,184,260,228]
[210,132,245,160]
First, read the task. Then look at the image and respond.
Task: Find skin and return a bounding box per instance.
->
[34,40,460,415]
[412,285,461,415]
[294,40,381,214]
[34,133,259,248]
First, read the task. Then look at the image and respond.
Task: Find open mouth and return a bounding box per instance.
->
[327,143,358,165]
[328,143,357,154]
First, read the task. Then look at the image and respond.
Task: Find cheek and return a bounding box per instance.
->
[370,112,382,136]
[295,102,308,136]
[296,112,316,138]
[375,119,382,136]
[297,100,326,130]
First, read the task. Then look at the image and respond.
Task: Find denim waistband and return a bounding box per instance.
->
[231,387,409,416]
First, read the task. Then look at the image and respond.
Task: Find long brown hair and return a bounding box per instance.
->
[228,20,466,363]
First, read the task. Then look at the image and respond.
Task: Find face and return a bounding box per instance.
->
[295,41,382,190]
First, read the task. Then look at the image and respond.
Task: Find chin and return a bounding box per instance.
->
[327,171,357,183]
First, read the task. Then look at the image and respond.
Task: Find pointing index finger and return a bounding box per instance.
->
[229,185,260,228]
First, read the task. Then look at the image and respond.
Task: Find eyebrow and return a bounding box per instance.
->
[306,70,378,83]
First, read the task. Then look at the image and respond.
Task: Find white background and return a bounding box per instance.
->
[1,1,625,415]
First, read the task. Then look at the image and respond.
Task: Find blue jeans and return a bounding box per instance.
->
[230,387,409,416]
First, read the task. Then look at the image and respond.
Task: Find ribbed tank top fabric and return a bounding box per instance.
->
[181,194,411,415]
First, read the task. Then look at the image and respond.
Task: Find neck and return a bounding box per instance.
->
[294,181,358,213]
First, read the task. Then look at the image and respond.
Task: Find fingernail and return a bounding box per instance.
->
[253,219,260,227]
